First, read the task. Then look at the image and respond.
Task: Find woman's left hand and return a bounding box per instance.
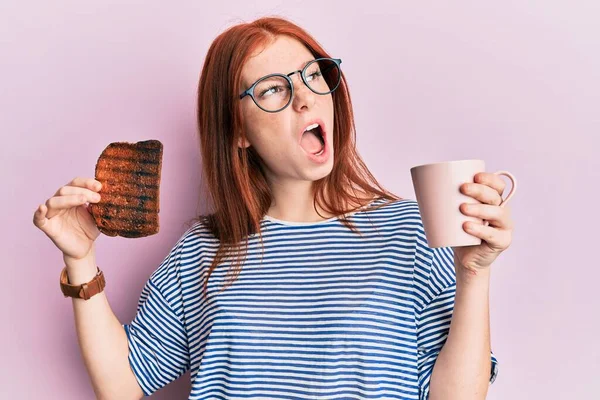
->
[453,172,514,273]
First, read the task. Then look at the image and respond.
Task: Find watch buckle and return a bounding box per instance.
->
[79,283,90,300]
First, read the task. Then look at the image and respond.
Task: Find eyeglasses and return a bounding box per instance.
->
[239,57,342,113]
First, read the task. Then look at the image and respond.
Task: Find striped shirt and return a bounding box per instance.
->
[123,198,498,399]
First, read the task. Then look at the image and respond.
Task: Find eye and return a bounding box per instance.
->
[259,85,286,98]
[306,70,322,82]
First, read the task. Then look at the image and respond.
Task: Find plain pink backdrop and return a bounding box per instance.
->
[2,1,598,399]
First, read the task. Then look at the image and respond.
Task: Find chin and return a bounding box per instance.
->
[306,158,334,182]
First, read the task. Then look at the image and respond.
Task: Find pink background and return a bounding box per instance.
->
[2,1,598,398]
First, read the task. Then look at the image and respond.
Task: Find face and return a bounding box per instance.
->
[239,36,335,187]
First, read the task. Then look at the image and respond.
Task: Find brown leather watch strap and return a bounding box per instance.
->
[60,266,106,300]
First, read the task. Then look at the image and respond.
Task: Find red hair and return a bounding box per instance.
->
[194,16,401,300]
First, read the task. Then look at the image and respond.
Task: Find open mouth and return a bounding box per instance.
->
[300,123,326,156]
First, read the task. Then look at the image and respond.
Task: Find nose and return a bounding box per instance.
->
[290,72,316,112]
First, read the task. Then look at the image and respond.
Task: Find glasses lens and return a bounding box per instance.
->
[253,75,292,112]
[305,59,341,95]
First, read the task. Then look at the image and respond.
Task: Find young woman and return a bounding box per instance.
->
[33,16,513,400]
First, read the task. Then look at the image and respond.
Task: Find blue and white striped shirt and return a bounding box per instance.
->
[123,198,498,399]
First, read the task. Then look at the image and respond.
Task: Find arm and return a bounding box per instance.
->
[66,247,143,400]
[428,171,514,399]
[428,266,492,400]
[33,177,143,398]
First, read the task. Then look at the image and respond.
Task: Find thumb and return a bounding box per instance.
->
[33,204,49,230]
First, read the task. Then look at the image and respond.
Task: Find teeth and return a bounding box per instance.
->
[304,123,319,132]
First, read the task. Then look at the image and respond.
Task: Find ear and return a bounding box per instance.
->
[237,136,251,149]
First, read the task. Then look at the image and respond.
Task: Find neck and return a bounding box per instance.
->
[265,178,376,223]
[266,179,333,223]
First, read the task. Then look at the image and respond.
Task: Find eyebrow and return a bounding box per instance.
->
[298,58,315,70]
[247,58,316,87]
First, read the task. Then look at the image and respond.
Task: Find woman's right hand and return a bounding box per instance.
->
[33,177,103,261]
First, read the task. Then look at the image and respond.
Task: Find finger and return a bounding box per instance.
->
[85,203,94,215]
[460,182,502,206]
[474,173,506,197]
[45,193,97,219]
[33,203,49,229]
[463,221,512,250]
[65,177,102,192]
[55,185,102,201]
[460,203,513,229]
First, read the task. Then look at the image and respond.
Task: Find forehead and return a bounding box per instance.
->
[242,36,315,86]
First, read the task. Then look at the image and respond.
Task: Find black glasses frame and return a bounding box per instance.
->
[239,57,342,113]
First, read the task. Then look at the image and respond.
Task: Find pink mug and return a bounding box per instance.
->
[410,159,517,248]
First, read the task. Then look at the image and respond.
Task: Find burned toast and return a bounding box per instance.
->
[88,140,163,238]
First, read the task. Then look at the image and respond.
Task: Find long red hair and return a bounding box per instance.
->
[194,16,401,300]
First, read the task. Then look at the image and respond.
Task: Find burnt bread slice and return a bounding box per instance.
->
[88,140,163,238]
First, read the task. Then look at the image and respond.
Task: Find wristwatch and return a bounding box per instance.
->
[60,266,106,300]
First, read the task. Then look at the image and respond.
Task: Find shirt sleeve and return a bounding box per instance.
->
[122,243,190,396]
[413,227,499,400]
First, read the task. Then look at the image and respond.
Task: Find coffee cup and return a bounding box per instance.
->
[410,159,517,248]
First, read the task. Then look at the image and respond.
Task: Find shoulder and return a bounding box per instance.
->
[176,219,218,250]
[372,197,437,245]
[372,197,455,287]
[361,197,432,254]
[364,197,425,232]
[147,220,213,289]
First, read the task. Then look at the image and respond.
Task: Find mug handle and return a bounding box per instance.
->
[482,170,517,227]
